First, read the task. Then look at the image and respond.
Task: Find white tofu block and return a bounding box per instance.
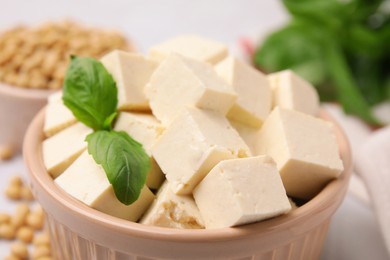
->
[152,107,251,195]
[55,151,154,221]
[255,107,344,199]
[268,70,320,116]
[140,182,204,229]
[114,112,165,189]
[215,57,272,127]
[149,35,228,64]
[193,156,291,229]
[43,123,92,178]
[101,50,158,111]
[44,91,77,137]
[145,53,237,125]
[229,119,258,155]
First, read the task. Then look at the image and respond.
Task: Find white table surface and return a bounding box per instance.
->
[1,1,389,259]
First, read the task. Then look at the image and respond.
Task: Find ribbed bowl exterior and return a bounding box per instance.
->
[24,109,352,260]
[46,213,330,260]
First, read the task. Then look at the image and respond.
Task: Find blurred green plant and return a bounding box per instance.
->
[254,0,390,125]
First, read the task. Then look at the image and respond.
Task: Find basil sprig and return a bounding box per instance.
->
[86,131,150,205]
[63,56,118,131]
[63,56,150,205]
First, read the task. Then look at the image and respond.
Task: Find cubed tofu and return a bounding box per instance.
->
[148,35,228,64]
[140,182,204,229]
[215,57,272,128]
[229,119,258,155]
[145,53,237,125]
[152,107,251,195]
[114,112,165,189]
[101,51,158,111]
[43,123,92,178]
[268,70,319,116]
[255,107,344,199]
[55,151,154,221]
[44,91,76,137]
[193,156,291,229]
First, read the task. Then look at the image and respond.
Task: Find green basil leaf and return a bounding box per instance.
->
[323,40,382,125]
[254,22,329,86]
[86,131,150,205]
[63,56,118,131]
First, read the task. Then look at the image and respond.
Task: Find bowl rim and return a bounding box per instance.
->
[23,108,352,242]
[0,82,55,100]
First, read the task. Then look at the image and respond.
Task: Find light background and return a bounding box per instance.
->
[0,1,388,259]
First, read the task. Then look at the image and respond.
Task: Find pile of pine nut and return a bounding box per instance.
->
[1,176,52,260]
[0,20,131,89]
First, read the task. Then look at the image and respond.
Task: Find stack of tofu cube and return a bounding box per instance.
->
[42,35,344,229]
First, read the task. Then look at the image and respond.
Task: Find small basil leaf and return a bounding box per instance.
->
[86,131,150,205]
[63,56,118,131]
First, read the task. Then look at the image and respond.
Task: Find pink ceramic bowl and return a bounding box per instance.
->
[24,109,352,260]
[0,82,54,157]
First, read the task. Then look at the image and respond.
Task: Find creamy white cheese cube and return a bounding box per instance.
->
[101,50,158,111]
[114,112,165,189]
[145,53,237,125]
[215,57,272,127]
[148,35,228,64]
[55,151,154,221]
[44,91,76,137]
[268,70,320,116]
[229,119,258,155]
[193,156,291,229]
[43,123,92,178]
[255,107,344,199]
[140,182,204,229]
[152,107,251,195]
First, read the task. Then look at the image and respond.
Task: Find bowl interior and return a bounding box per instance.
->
[23,108,352,242]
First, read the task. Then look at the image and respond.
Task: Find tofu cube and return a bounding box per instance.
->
[55,151,154,221]
[145,53,237,125]
[44,91,76,137]
[43,123,92,178]
[193,156,291,229]
[215,57,272,127]
[229,119,258,155]
[114,112,165,189]
[140,182,204,229]
[152,107,251,195]
[149,35,228,64]
[255,107,344,199]
[101,51,158,111]
[268,70,320,116]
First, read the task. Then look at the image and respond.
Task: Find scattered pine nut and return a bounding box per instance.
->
[32,245,51,259]
[17,226,34,243]
[10,241,29,259]
[26,213,44,230]
[0,213,11,224]
[0,145,14,161]
[5,185,21,200]
[20,186,34,201]
[2,174,52,258]
[12,203,30,228]
[0,223,16,239]
[9,176,23,187]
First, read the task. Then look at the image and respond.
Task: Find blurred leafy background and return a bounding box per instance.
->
[254,0,390,125]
